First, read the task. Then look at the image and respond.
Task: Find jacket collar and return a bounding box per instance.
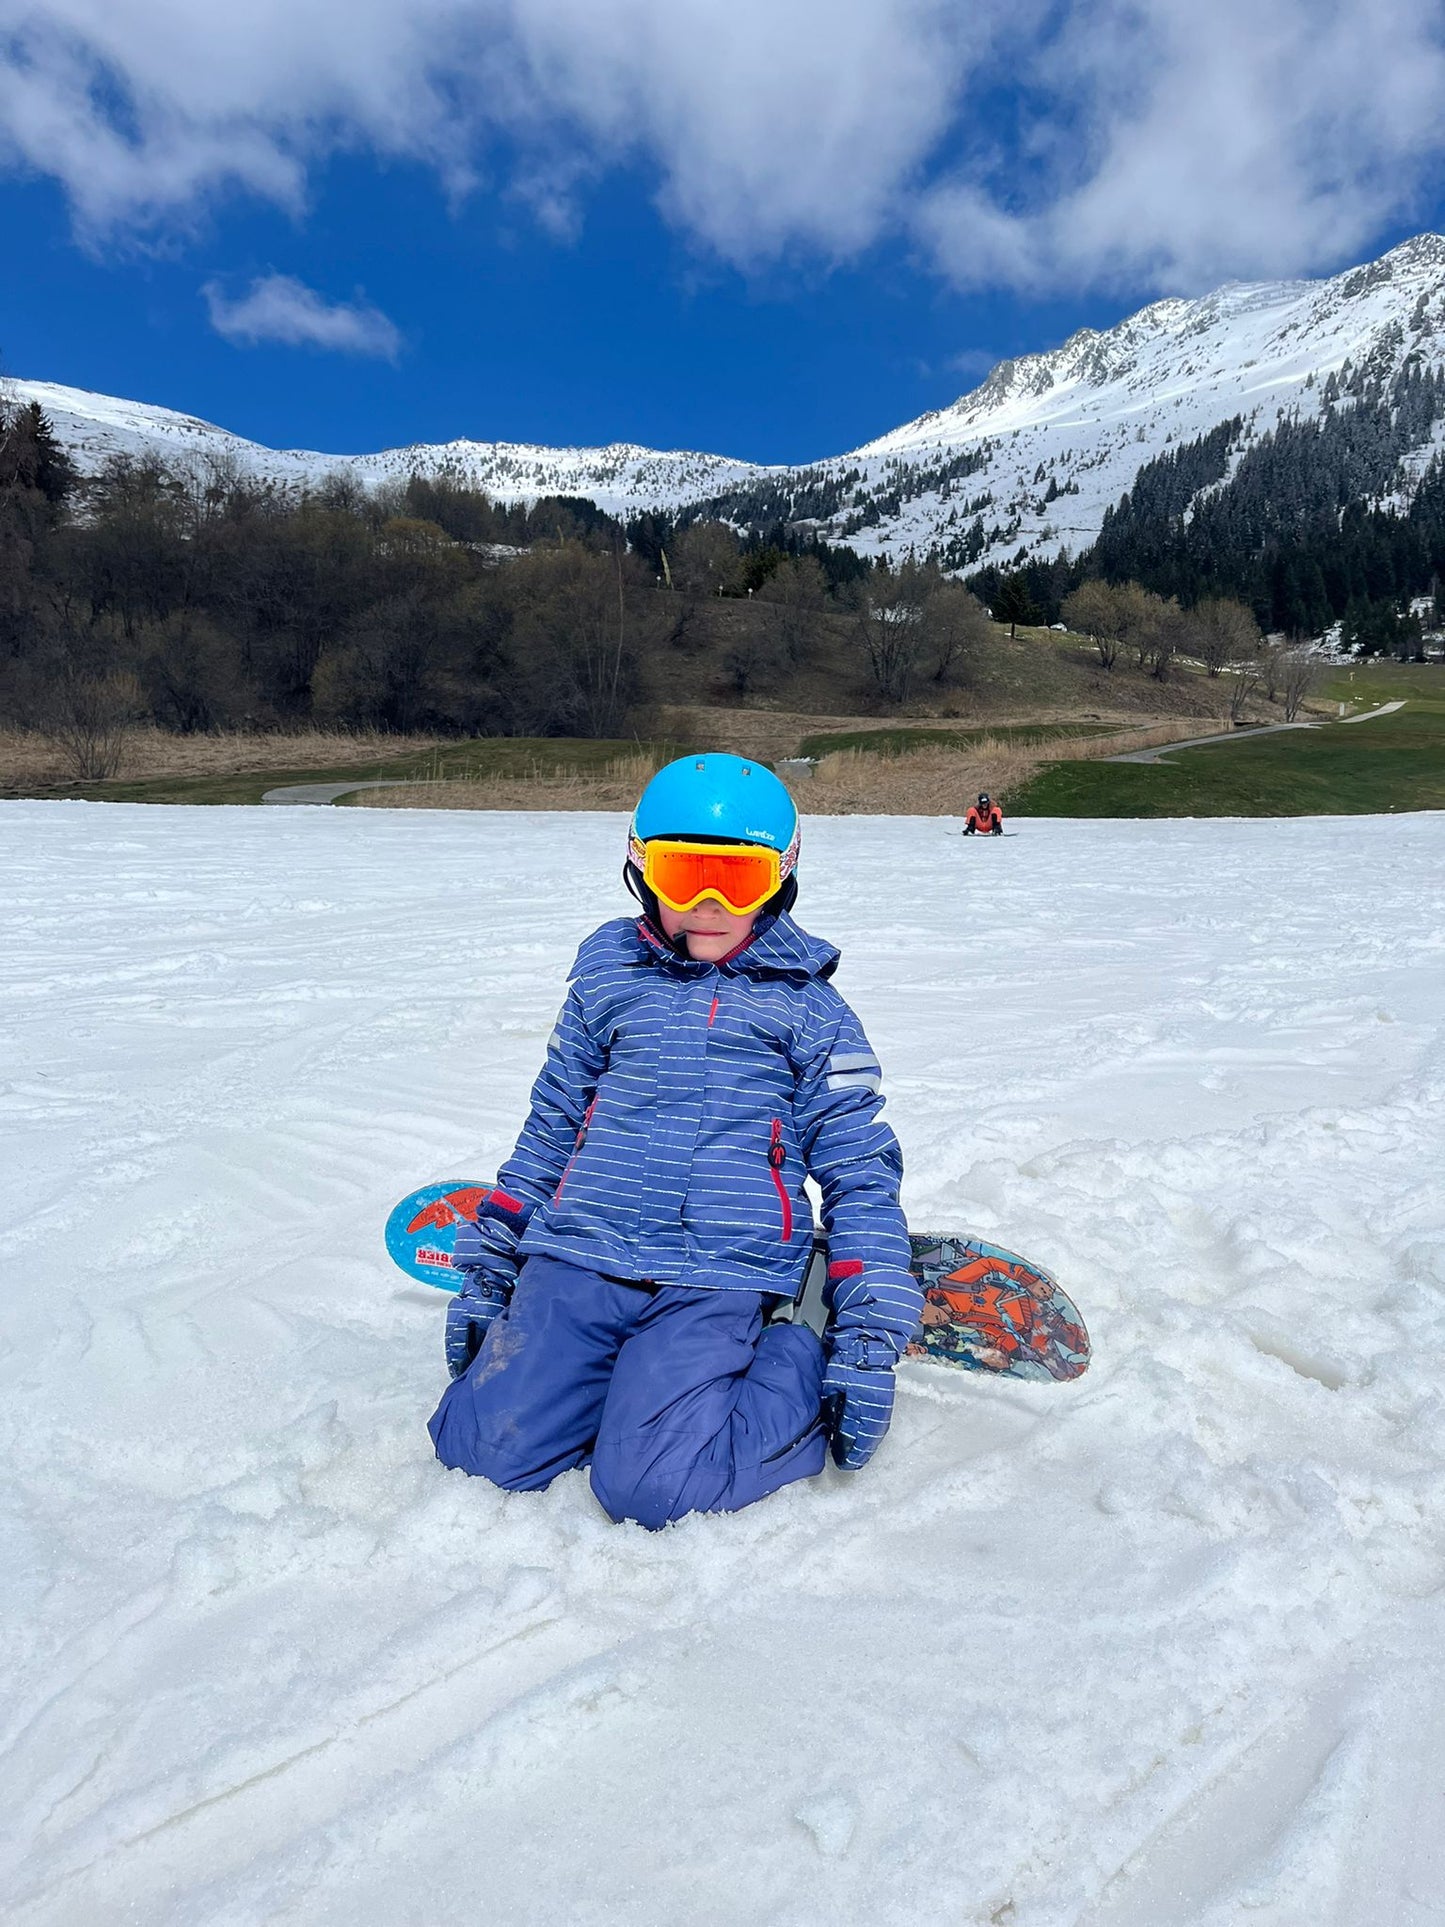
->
[632,912,838,983]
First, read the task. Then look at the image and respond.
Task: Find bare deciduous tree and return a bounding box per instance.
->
[1107,583,1169,674]
[1278,646,1321,721]
[140,611,247,733]
[759,555,828,664]
[1114,587,1187,680]
[856,565,931,702]
[1262,640,1286,704]
[723,628,786,695]
[37,662,141,779]
[1061,580,1124,668]
[1227,655,1262,723]
[670,522,742,598]
[923,581,991,684]
[1193,597,1262,676]
[1060,579,1185,676]
[502,541,658,737]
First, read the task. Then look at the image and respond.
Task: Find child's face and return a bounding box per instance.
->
[658,895,758,962]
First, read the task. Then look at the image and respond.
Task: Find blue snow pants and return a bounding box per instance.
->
[427,1256,827,1529]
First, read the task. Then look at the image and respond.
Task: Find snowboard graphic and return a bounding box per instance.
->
[385,1182,1090,1383]
[905,1234,1088,1381]
[385,1180,499,1284]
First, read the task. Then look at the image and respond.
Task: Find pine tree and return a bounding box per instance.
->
[994,572,1038,637]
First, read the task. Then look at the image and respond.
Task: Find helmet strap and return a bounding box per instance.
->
[623,860,687,954]
[767,874,798,919]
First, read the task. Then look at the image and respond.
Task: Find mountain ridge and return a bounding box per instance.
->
[11,233,1445,575]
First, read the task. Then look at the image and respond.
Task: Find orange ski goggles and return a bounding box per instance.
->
[636,836,783,917]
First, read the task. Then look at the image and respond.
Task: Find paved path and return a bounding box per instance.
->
[1108,701,1406,765]
[1107,722,1314,764]
[261,778,411,805]
[1337,698,1406,723]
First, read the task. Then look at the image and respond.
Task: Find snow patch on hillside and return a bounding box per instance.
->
[3,803,1444,1924]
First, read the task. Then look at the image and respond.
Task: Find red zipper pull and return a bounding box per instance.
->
[768,1118,792,1240]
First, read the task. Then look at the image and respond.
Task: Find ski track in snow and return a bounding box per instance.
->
[2,803,1444,1927]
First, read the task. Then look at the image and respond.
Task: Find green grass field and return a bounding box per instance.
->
[1010,693,1445,817]
[1318,659,1445,707]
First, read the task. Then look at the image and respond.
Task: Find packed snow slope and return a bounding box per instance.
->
[3,804,1444,1927]
[14,234,1445,572]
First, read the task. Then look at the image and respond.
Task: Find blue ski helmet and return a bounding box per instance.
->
[627,753,801,918]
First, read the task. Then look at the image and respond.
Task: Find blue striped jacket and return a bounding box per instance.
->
[470,913,920,1351]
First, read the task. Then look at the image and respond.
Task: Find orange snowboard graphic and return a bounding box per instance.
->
[906,1237,1089,1381]
[406,1187,491,1235]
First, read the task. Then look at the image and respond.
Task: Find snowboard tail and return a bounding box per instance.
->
[385,1182,1090,1382]
[906,1234,1088,1381]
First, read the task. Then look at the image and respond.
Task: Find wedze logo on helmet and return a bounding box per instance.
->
[627,753,800,920]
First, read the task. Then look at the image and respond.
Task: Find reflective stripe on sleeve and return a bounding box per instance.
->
[827,1051,880,1074]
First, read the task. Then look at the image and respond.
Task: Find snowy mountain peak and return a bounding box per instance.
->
[870,234,1445,462]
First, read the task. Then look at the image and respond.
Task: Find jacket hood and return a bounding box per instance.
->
[626,912,839,983]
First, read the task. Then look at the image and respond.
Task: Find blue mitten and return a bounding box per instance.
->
[444,1275,511,1378]
[820,1330,898,1469]
[443,1199,525,1378]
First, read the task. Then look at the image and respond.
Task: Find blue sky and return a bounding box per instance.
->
[1,155,1135,463]
[4,1,1445,465]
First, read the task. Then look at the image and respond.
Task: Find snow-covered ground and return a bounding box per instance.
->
[3,803,1444,1926]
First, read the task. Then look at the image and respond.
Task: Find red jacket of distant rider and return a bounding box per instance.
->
[965,804,1003,834]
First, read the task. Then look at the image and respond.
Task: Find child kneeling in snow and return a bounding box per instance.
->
[428,753,919,1528]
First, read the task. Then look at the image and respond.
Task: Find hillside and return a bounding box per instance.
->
[15,235,1445,579]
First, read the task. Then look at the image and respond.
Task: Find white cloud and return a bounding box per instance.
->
[203,275,402,358]
[916,0,1445,292]
[1,0,1443,298]
[947,348,1003,380]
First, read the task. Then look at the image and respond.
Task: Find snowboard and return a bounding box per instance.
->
[385,1180,499,1284]
[385,1181,1090,1384]
[904,1233,1088,1381]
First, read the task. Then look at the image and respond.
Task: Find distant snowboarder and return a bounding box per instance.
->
[964,792,1004,835]
[428,753,919,1529]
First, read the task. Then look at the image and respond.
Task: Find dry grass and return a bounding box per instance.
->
[649,702,1212,766]
[794,741,1044,815]
[789,722,1223,815]
[0,724,449,787]
[350,723,1220,815]
[349,751,665,812]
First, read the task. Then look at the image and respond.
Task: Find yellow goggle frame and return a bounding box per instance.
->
[638,836,783,917]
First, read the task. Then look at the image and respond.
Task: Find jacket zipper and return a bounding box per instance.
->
[553,1097,596,1201]
[768,1118,793,1242]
